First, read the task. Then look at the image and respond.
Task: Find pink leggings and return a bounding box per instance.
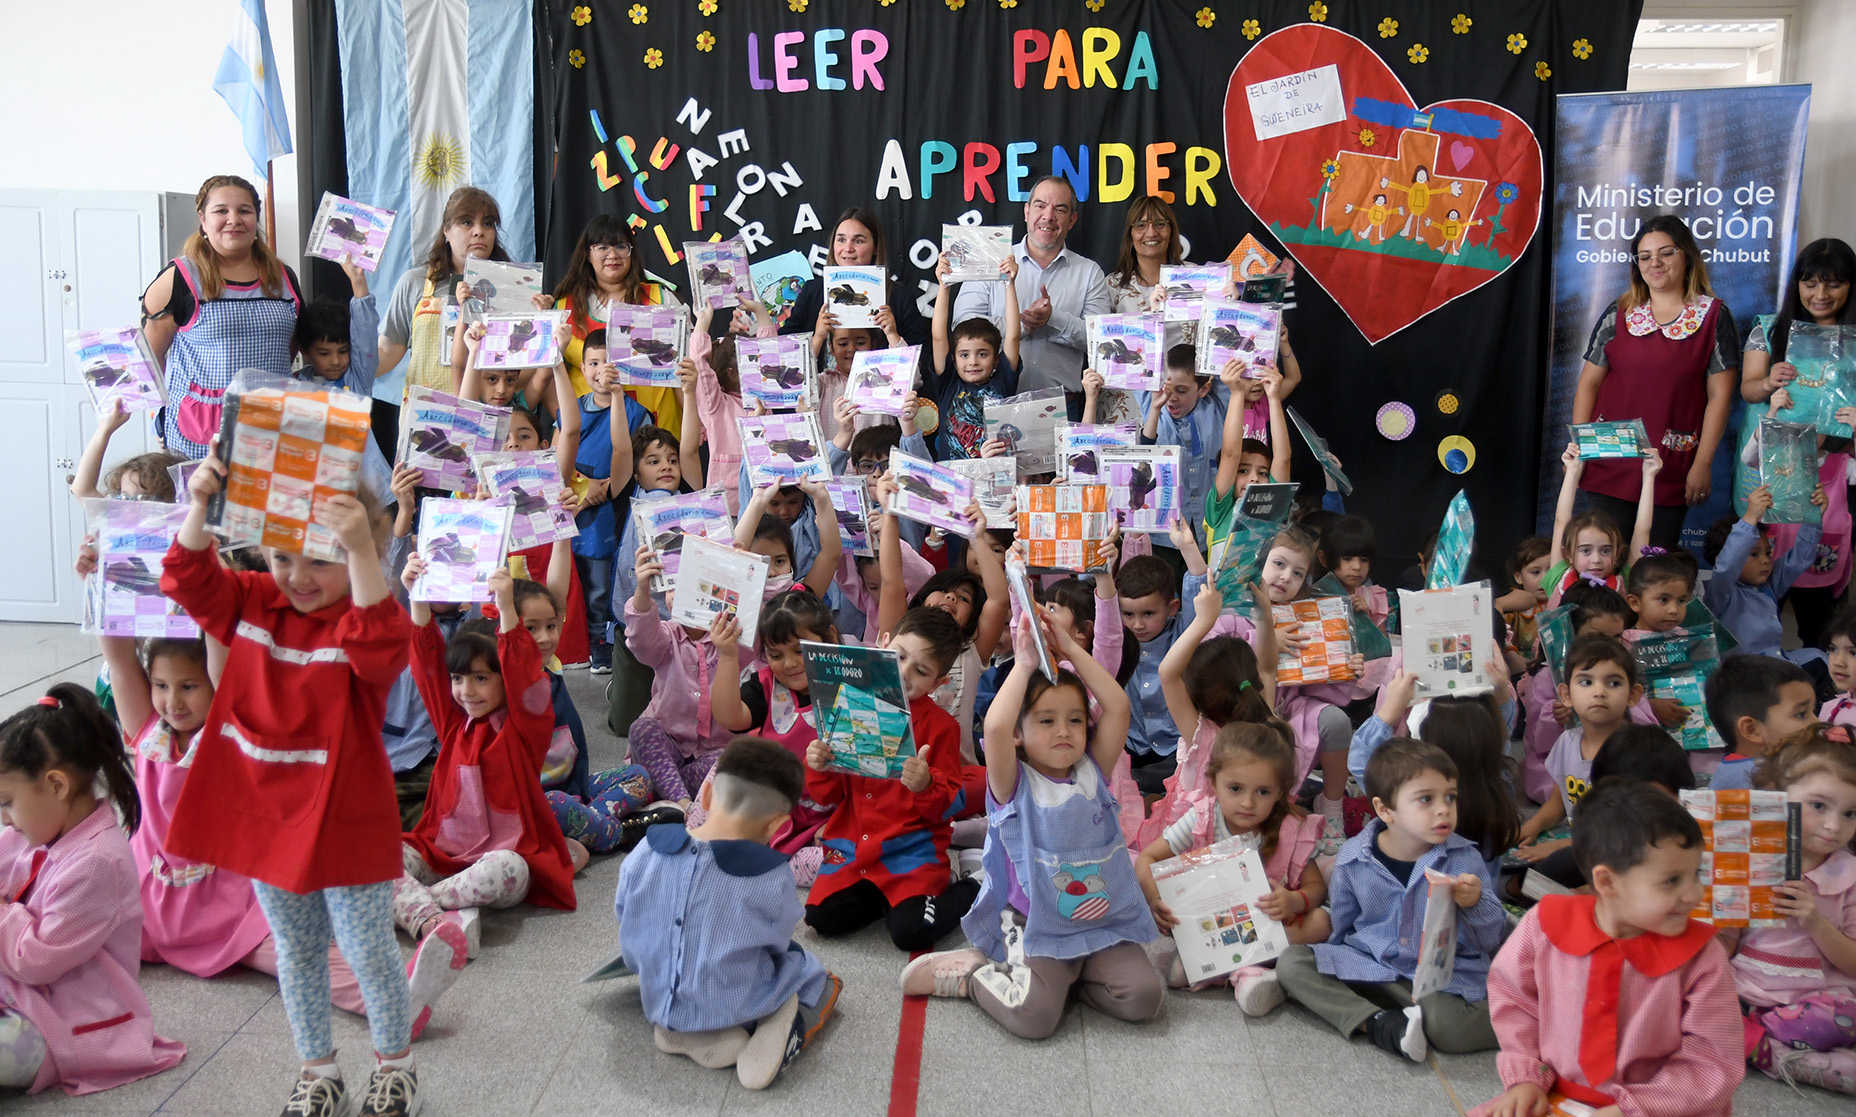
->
[242,937,366,1016]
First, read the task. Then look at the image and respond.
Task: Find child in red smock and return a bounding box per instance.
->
[162,455,449,1117]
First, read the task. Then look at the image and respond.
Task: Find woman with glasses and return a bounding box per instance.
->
[377,186,513,403]
[549,214,685,437]
[1571,214,1740,550]
[1100,197,1187,428]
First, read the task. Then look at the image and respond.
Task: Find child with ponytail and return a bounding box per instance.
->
[0,685,185,1096]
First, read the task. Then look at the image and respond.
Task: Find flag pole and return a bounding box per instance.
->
[264,159,276,247]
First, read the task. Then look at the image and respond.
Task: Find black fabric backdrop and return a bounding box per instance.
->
[309,0,1645,569]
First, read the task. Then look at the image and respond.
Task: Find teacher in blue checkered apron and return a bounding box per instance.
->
[140,174,303,459]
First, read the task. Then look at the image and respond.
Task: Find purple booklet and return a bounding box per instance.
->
[887,450,977,540]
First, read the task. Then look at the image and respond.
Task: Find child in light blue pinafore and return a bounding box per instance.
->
[898,610,1161,1040]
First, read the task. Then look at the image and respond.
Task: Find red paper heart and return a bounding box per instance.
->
[1224,24,1543,344]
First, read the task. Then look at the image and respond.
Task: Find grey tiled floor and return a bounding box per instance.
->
[0,622,1846,1115]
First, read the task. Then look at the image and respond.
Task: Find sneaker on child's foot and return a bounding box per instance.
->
[616,805,686,851]
[1365,1006,1427,1063]
[561,660,590,671]
[1232,967,1285,1017]
[589,655,613,675]
[735,993,800,1090]
[357,1063,420,1117]
[279,1072,346,1117]
[406,917,468,1041]
[655,1024,750,1068]
[899,948,986,998]
[955,848,985,883]
[455,907,482,960]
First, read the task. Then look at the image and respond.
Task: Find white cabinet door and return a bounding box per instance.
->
[0,190,163,623]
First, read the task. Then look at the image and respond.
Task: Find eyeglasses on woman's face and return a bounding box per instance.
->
[1634,246,1681,265]
[1132,218,1170,231]
[591,242,633,258]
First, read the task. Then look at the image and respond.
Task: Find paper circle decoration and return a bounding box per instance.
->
[1376,402,1416,441]
[1435,389,1461,416]
[914,399,940,435]
[1438,435,1476,474]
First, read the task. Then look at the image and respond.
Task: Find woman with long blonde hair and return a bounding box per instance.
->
[139,174,302,458]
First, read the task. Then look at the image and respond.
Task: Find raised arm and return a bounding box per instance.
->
[1549,443,1583,561]
[709,614,754,733]
[70,402,131,500]
[983,616,1041,803]
[1628,449,1663,561]
[930,259,954,372]
[1211,360,1252,500]
[1262,366,1291,481]
[608,383,635,495]
[799,478,842,598]
[457,323,485,401]
[873,475,909,638]
[1049,607,1131,774]
[677,360,705,490]
[1000,255,1022,367]
[1159,581,1221,741]
[967,499,1010,661]
[98,634,151,737]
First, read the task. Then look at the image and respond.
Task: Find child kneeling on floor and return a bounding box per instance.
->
[615,737,842,1090]
[1473,779,1743,1116]
[1277,738,1505,1062]
[900,612,1162,1040]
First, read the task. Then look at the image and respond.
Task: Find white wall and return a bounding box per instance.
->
[0,0,301,270]
[1790,0,1856,243]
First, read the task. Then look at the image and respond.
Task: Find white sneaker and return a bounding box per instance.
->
[898,948,986,998]
[1233,969,1285,1016]
[406,917,467,1041]
[454,908,482,960]
[955,848,985,883]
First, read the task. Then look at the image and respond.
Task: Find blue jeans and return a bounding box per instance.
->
[575,555,614,659]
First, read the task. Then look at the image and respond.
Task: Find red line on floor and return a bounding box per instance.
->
[888,961,929,1117]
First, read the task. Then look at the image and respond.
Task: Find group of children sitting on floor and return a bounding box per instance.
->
[3,257,1852,1117]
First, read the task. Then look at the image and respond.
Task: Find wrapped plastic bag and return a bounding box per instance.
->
[207,369,373,560]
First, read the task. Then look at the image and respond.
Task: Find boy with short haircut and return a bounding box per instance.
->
[1201,360,1293,558]
[293,260,394,503]
[571,328,652,674]
[1277,738,1505,1062]
[614,737,843,1090]
[1136,345,1228,569]
[1119,553,1197,792]
[1702,653,1817,790]
[1472,780,1742,1116]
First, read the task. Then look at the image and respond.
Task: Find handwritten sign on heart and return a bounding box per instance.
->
[1224,24,1543,344]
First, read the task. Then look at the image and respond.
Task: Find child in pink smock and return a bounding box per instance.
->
[1473,780,1742,1116]
[1727,730,1856,1096]
[1134,721,1333,1013]
[0,686,185,1096]
[689,300,775,518]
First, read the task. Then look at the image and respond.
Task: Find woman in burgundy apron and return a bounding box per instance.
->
[140,175,302,459]
[1572,215,1740,551]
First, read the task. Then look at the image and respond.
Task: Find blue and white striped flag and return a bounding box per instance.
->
[334,0,535,294]
[214,0,294,176]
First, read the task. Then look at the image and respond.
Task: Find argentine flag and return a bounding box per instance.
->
[214,0,294,176]
[335,0,535,296]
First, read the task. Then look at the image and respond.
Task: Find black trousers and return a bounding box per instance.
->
[804,878,980,952]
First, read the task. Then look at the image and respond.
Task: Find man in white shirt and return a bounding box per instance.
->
[951,176,1112,417]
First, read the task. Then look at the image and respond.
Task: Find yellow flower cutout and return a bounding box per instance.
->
[1086,0,1104,9]
[999,0,1017,7]
[1451,12,1471,34]
[1321,159,1340,180]
[1357,127,1375,148]
[628,4,648,24]
[1377,17,1398,38]
[699,0,717,13]
[1408,43,1428,63]
[946,0,964,9]
[881,0,897,5]
[568,48,585,68]
[696,30,715,51]
[570,5,591,26]
[1573,38,1593,60]
[645,47,664,68]
[1535,60,1552,80]
[1242,18,1260,39]
[1507,32,1527,54]
[788,0,807,10]
[1196,7,1215,28]
[1308,1,1327,22]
